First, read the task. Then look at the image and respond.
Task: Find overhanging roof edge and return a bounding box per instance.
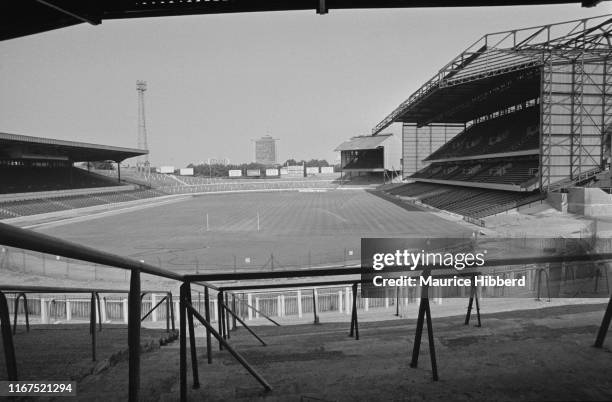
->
[0,132,148,156]
[372,14,612,135]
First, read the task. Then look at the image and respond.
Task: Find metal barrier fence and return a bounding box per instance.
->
[5,284,413,327]
[0,245,362,281]
[5,293,176,324]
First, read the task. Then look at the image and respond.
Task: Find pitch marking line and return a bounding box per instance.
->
[22,196,191,230]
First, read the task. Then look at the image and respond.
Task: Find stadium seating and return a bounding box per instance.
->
[387,182,544,218]
[0,188,166,219]
[426,107,539,161]
[0,208,19,219]
[0,198,66,216]
[0,165,122,194]
[342,149,384,170]
[411,158,539,187]
[387,182,441,197]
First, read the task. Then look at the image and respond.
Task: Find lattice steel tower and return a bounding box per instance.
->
[136,80,150,173]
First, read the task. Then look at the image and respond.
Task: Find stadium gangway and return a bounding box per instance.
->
[184,271,479,390]
[0,222,183,401]
[0,222,279,401]
[1,220,612,401]
[193,279,365,360]
[0,285,175,367]
[189,284,284,363]
[184,252,612,394]
[213,280,365,343]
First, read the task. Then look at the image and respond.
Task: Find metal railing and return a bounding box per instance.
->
[1,286,174,367]
[1,220,611,401]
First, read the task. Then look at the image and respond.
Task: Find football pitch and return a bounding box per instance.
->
[36,189,471,274]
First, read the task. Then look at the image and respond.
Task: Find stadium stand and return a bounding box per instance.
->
[425,106,539,161]
[412,157,539,187]
[0,132,162,219]
[0,188,166,219]
[0,132,146,192]
[0,163,122,194]
[372,16,611,220]
[334,134,402,183]
[342,149,384,170]
[390,182,544,218]
[389,105,543,215]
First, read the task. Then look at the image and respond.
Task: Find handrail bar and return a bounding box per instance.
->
[0,222,182,281]
[219,279,361,292]
[184,252,612,283]
[0,285,169,294]
[192,281,220,291]
[186,267,361,282]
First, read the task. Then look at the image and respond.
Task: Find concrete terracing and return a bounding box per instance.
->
[67,302,612,401]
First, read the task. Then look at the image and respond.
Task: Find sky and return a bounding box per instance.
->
[0,3,610,167]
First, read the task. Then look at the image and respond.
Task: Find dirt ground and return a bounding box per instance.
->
[0,325,176,384]
[65,302,612,401]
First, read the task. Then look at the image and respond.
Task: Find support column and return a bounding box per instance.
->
[0,291,18,380]
[128,269,141,401]
[217,291,225,349]
[410,285,438,382]
[185,284,200,389]
[349,283,359,340]
[232,294,237,328]
[204,287,212,364]
[594,294,612,348]
[90,293,96,362]
[224,293,231,338]
[312,288,319,324]
[179,285,187,401]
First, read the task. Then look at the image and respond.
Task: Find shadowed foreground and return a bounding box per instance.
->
[66,303,612,401]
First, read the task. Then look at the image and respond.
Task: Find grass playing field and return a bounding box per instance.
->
[35,189,471,275]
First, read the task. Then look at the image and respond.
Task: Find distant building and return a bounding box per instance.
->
[254,135,278,165]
